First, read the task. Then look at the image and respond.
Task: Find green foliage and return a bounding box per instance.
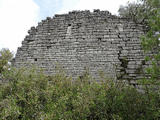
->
[1,67,160,119]
[119,0,160,92]
[118,1,145,24]
[120,2,160,118]
[0,48,13,73]
[139,0,160,89]
[118,0,160,25]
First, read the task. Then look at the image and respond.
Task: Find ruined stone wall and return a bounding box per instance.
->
[13,10,146,82]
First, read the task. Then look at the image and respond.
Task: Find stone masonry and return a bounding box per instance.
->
[13,10,146,82]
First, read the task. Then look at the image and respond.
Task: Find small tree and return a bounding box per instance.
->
[118,0,160,25]
[118,1,145,24]
[0,48,13,73]
[140,0,160,86]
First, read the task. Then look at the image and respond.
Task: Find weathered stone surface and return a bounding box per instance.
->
[13,10,147,81]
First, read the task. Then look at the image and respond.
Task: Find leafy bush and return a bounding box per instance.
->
[0,48,13,74]
[0,67,160,120]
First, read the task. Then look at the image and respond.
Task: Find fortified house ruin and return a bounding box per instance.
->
[13,10,146,82]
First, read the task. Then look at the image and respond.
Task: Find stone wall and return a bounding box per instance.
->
[13,10,146,82]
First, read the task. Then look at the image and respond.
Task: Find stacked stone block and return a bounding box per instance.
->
[13,10,146,82]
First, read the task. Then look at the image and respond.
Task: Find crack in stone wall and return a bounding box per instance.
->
[13,10,146,81]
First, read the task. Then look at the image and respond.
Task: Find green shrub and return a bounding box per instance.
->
[0,67,160,119]
[0,48,13,74]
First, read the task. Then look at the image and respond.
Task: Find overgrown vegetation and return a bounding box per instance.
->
[0,66,160,119]
[118,0,160,25]
[0,48,160,119]
[118,1,160,119]
[119,0,160,91]
[0,48,13,74]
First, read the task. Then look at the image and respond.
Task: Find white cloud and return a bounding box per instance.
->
[34,0,61,19]
[74,0,131,14]
[58,0,136,15]
[0,0,39,53]
[57,0,79,14]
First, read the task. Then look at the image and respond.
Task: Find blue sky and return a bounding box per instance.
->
[33,0,63,20]
[0,0,136,53]
[33,0,80,19]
